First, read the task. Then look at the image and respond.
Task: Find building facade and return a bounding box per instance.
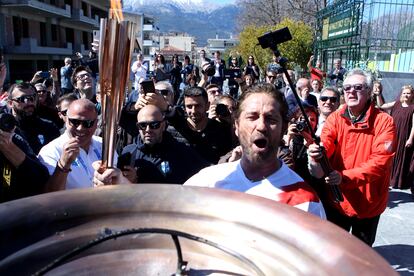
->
[0,0,108,82]
[206,34,239,55]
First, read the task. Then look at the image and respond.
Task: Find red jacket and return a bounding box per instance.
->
[321,103,396,218]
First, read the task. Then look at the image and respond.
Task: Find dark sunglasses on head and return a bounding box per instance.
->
[320,96,337,103]
[68,118,96,128]
[156,89,170,96]
[343,84,366,92]
[12,94,36,103]
[137,121,162,130]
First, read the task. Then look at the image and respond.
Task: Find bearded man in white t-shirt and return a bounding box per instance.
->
[184,83,326,218]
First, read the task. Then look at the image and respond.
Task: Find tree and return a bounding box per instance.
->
[235,18,314,72]
[236,0,326,30]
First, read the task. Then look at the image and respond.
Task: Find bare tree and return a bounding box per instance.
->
[237,0,326,29]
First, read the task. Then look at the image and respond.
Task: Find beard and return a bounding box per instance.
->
[14,105,36,121]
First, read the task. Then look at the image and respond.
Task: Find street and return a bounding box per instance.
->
[374,188,414,275]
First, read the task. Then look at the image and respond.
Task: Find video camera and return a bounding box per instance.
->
[257,27,292,50]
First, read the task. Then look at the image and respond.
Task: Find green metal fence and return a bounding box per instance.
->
[315,0,414,73]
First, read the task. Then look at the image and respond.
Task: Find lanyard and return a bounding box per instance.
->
[74,145,101,181]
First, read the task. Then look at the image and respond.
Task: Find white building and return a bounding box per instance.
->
[206,34,239,54]
[123,11,159,65]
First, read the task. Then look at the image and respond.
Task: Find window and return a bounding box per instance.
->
[40,22,47,46]
[51,24,58,41]
[22,18,29,38]
[165,38,169,46]
[81,1,88,16]
[12,16,21,46]
[83,31,89,50]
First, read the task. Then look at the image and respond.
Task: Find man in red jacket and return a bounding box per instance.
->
[307,69,396,246]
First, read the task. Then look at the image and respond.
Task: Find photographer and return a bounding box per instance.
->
[60,57,74,94]
[208,95,236,126]
[0,112,49,202]
[283,104,319,184]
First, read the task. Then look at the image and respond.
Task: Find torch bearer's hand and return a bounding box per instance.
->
[325,170,342,186]
[92,160,132,186]
[59,138,81,169]
[307,143,323,161]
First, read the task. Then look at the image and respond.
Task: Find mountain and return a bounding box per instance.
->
[123,0,240,46]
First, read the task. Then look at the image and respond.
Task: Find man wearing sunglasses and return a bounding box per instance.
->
[315,87,340,136]
[114,105,208,184]
[38,99,112,191]
[7,83,60,154]
[308,69,396,246]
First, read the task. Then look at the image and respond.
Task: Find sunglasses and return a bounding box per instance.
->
[320,96,337,103]
[36,90,48,94]
[343,84,366,92]
[68,118,96,128]
[12,94,36,103]
[156,89,170,96]
[267,75,277,79]
[76,73,91,81]
[137,121,162,130]
[59,109,67,116]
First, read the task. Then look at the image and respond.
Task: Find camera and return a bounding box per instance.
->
[295,120,308,132]
[0,113,17,132]
[258,27,292,49]
[215,103,230,117]
[201,61,215,77]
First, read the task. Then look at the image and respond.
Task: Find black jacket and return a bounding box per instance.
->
[0,134,49,202]
[121,132,209,184]
[15,116,60,154]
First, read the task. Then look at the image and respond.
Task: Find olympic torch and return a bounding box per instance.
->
[99,0,136,170]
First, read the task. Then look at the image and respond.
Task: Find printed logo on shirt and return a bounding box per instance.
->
[3,163,11,187]
[38,134,45,145]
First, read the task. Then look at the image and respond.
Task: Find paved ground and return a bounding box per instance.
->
[373,188,414,275]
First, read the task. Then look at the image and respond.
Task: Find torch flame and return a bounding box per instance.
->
[110,0,124,22]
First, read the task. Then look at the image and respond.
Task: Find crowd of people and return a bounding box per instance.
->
[0,48,413,247]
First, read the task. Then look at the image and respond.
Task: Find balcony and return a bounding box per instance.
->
[143,40,157,47]
[143,24,154,32]
[68,9,100,28]
[0,0,71,18]
[5,38,73,55]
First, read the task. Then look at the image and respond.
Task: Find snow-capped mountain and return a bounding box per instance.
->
[125,0,223,13]
[123,0,240,46]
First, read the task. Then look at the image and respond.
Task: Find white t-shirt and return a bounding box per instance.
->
[131,61,148,89]
[185,160,326,219]
[38,133,117,189]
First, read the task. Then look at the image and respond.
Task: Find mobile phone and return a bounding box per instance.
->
[140,80,155,95]
[117,152,132,170]
[93,30,100,41]
[39,71,50,79]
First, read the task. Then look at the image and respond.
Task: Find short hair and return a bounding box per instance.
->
[71,66,92,86]
[68,98,97,116]
[56,93,78,111]
[213,94,236,106]
[234,83,288,124]
[205,83,220,92]
[184,55,190,61]
[320,86,340,99]
[64,57,72,64]
[344,69,373,91]
[7,82,36,100]
[184,86,208,102]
